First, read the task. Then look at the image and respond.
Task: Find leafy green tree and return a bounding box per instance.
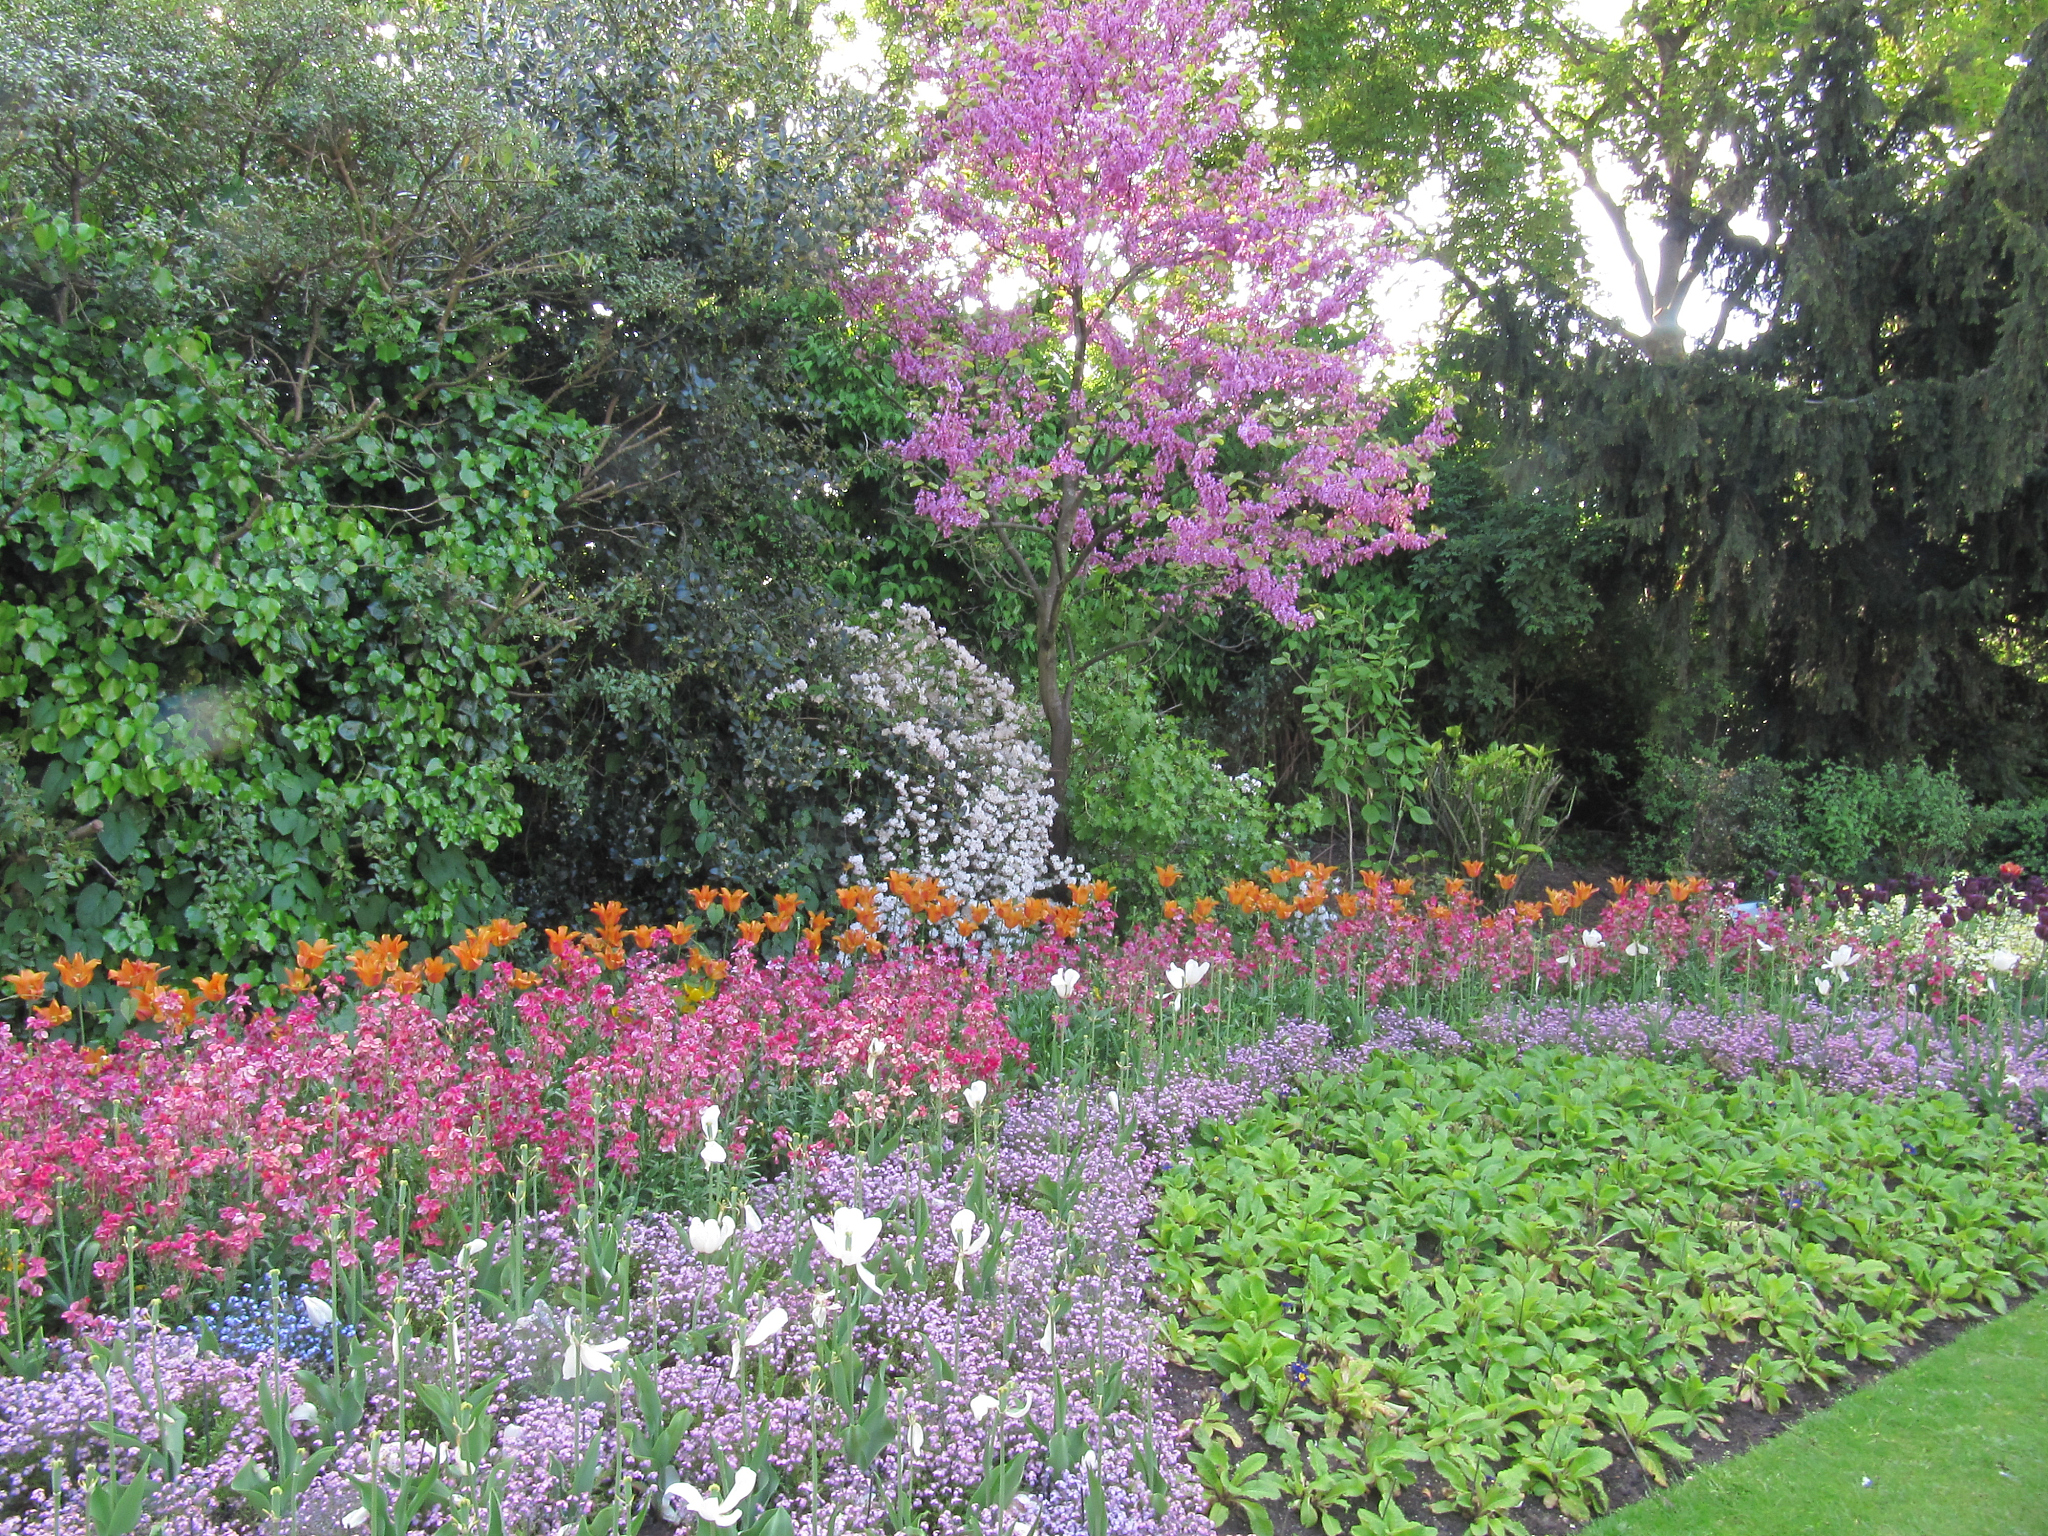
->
[0,210,600,971]
[467,0,908,921]
[0,0,903,964]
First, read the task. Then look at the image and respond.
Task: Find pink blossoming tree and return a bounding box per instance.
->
[840,0,1453,836]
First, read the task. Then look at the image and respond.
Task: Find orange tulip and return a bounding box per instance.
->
[545,926,578,959]
[286,967,314,993]
[296,938,334,972]
[1192,896,1218,923]
[1162,900,1184,922]
[1336,892,1360,918]
[486,918,524,945]
[55,953,100,989]
[701,958,730,981]
[193,973,230,1003]
[1608,876,1631,897]
[1495,871,1519,891]
[5,969,48,1001]
[347,949,388,988]
[718,888,747,914]
[1462,859,1485,879]
[111,958,164,994]
[450,937,489,971]
[668,922,698,946]
[384,967,422,996]
[421,956,453,984]
[510,969,540,990]
[1391,879,1415,897]
[33,1000,73,1028]
[737,920,767,945]
[590,899,627,931]
[1154,864,1181,889]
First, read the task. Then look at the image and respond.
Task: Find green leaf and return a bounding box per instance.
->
[76,882,124,930]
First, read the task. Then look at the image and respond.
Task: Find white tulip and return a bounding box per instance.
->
[1166,960,1211,991]
[1823,944,1857,977]
[700,1140,727,1168]
[342,1507,370,1530]
[1106,1091,1120,1116]
[1048,968,1081,1000]
[810,1292,835,1328]
[866,1038,889,1079]
[963,1080,988,1111]
[560,1334,628,1379]
[1623,941,1649,957]
[1758,941,1776,954]
[1816,978,1833,997]
[1037,1313,1056,1354]
[699,1104,721,1142]
[665,1468,756,1530]
[907,1420,926,1455]
[688,1215,736,1255]
[742,1203,763,1233]
[1003,1390,1033,1419]
[287,1400,320,1424]
[971,1393,999,1422]
[950,1209,990,1287]
[459,1237,488,1263]
[1988,949,2021,973]
[301,1295,335,1328]
[744,1307,789,1347]
[811,1206,883,1293]
[1581,929,1606,949]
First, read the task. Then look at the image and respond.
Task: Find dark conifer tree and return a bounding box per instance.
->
[1460,8,2048,791]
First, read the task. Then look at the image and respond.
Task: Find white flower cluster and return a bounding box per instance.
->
[839,600,1078,909]
[1823,885,2043,984]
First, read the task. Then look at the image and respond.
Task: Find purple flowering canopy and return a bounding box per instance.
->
[839,0,1453,819]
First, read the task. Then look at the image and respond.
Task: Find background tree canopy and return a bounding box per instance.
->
[4,0,2047,987]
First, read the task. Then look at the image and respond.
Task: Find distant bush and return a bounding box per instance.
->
[1068,658,1307,897]
[1637,753,1983,889]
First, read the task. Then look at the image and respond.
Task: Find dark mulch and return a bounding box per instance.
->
[1154,1300,2026,1535]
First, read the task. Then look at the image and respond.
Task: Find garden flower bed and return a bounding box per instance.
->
[0,866,2043,1536]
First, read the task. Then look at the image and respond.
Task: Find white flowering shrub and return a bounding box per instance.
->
[837,601,1076,907]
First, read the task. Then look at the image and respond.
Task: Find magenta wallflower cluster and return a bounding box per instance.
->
[0,1024,1335,1536]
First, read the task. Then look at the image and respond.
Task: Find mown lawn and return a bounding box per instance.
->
[1585,1292,2048,1536]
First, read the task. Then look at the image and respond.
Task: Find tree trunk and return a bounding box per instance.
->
[1036,585,1074,856]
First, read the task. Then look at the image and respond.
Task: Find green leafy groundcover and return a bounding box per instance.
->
[1148,1052,2048,1536]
